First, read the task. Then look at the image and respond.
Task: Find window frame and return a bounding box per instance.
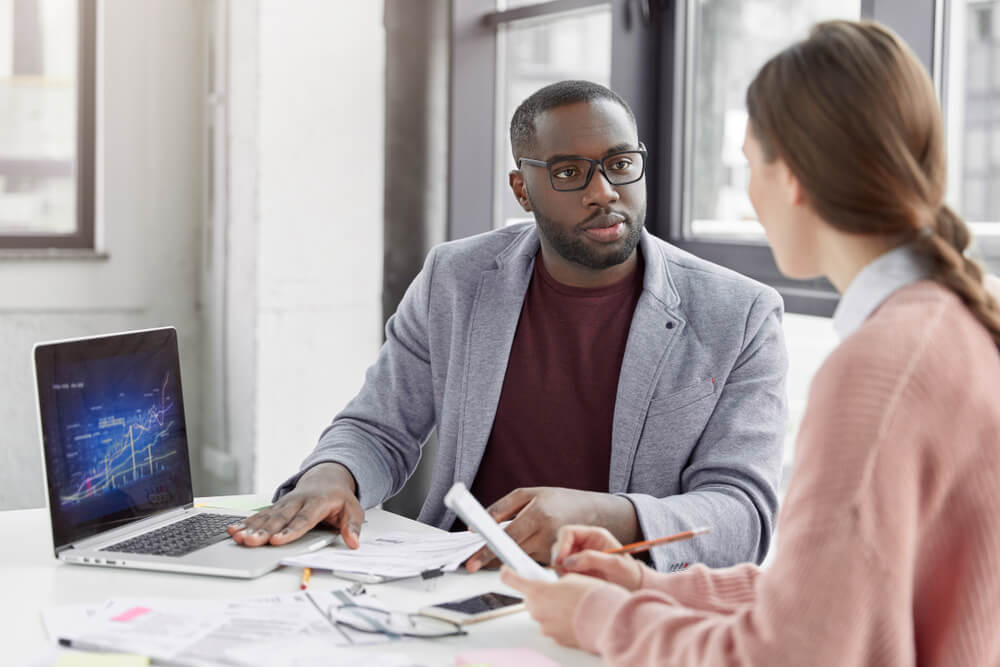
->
[0,0,97,250]
[449,0,992,315]
[449,0,661,240]
[660,0,943,317]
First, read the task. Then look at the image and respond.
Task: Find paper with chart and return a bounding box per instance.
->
[280,525,508,580]
[44,586,394,666]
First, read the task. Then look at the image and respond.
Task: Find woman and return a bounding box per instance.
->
[501,19,1000,666]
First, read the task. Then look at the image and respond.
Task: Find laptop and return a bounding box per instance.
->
[33,326,336,578]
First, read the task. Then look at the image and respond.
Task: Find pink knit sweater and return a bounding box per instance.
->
[574,281,1000,666]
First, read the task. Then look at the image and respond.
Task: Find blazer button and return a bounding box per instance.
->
[666,321,675,329]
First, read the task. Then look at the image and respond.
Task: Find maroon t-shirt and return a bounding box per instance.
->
[468,249,644,511]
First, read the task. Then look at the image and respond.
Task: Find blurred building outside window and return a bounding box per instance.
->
[946,0,1000,275]
[493,5,612,228]
[685,0,862,242]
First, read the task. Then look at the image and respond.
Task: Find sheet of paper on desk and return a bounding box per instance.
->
[280,525,508,579]
[45,587,394,666]
[42,600,116,644]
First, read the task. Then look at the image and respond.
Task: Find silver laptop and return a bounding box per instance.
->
[33,326,336,578]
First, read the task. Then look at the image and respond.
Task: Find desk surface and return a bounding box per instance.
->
[1,496,602,667]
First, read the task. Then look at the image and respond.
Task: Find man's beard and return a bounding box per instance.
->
[530,197,645,270]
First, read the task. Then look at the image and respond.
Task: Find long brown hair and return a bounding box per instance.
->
[746,19,1000,346]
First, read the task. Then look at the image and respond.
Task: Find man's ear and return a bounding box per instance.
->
[509,170,532,212]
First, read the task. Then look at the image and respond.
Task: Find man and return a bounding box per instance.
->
[230,80,787,572]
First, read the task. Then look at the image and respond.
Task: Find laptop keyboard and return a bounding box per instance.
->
[101,513,245,558]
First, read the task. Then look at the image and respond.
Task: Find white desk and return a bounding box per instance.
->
[1,497,602,666]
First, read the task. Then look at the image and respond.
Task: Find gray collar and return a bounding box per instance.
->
[832,243,934,339]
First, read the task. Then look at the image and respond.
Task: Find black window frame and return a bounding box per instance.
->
[449,0,661,241]
[450,0,994,315]
[0,0,96,250]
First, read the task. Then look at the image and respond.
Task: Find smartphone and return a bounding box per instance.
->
[419,591,524,625]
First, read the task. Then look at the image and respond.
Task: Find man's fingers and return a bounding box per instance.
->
[478,554,502,570]
[466,512,542,571]
[253,507,308,545]
[465,545,495,573]
[267,512,324,545]
[523,531,557,564]
[336,497,365,549]
[486,488,533,522]
[231,499,305,546]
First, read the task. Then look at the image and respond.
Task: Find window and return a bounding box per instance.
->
[0,0,95,250]
[494,6,612,228]
[684,0,862,241]
[450,0,955,313]
[654,0,948,315]
[945,0,1000,275]
[449,0,655,241]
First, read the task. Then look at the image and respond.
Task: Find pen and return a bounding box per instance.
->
[300,567,312,590]
[604,526,711,556]
[58,638,151,663]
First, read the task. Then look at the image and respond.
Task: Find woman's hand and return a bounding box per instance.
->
[500,566,613,649]
[551,525,643,591]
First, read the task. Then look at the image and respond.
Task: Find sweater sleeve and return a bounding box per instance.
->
[573,509,910,665]
[635,561,761,611]
[571,335,925,666]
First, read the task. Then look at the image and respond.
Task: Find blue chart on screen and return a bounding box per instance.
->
[55,364,182,509]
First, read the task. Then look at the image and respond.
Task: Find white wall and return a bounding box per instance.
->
[0,0,205,510]
[780,313,839,489]
[210,1,385,494]
[254,1,385,493]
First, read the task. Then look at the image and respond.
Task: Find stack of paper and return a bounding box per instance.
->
[280,527,501,580]
[43,586,398,667]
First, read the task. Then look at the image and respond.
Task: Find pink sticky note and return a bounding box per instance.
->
[111,606,151,622]
[455,648,562,667]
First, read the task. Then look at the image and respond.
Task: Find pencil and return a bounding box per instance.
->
[604,526,710,556]
[299,567,312,590]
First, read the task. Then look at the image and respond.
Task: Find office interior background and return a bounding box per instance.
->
[1,0,997,514]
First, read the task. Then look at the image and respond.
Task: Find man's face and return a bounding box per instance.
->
[510,100,646,273]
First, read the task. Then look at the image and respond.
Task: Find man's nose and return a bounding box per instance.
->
[581,168,620,207]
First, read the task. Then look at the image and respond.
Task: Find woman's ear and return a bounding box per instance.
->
[782,162,807,207]
[509,170,533,212]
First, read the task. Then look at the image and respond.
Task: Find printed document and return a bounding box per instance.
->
[45,586,393,666]
[280,526,508,580]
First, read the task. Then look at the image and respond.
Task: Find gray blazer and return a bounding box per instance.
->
[277,223,787,570]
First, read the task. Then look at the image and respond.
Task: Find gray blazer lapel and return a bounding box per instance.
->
[454,229,539,487]
[609,231,685,492]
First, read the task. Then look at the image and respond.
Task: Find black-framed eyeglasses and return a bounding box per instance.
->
[325,602,468,640]
[518,143,647,192]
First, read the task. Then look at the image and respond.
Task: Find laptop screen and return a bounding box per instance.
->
[34,328,194,551]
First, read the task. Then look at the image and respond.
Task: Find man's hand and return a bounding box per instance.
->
[464,487,640,572]
[227,462,364,549]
